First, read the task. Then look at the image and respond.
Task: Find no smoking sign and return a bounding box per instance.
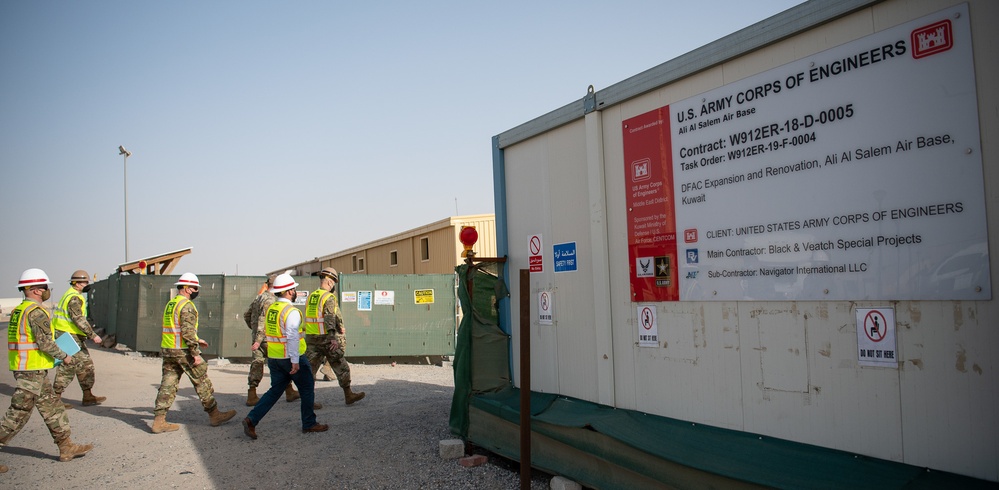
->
[529,234,543,273]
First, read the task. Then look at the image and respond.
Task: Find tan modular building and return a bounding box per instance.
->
[269,214,496,276]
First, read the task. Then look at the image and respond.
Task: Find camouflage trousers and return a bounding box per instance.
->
[247,342,267,389]
[154,355,217,416]
[53,334,97,395]
[0,370,71,447]
[305,333,351,388]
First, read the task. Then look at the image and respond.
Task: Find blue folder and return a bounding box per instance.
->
[53,332,81,365]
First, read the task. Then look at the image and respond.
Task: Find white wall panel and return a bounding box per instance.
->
[546,120,599,401]
[505,136,559,393]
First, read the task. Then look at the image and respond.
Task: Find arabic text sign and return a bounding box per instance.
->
[553,242,577,273]
[529,234,544,273]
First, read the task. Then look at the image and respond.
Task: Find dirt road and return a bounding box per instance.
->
[0,346,545,489]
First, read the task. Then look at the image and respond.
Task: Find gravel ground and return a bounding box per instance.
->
[0,346,554,489]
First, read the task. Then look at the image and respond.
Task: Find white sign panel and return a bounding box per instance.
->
[665,5,988,301]
[341,291,357,303]
[637,305,658,347]
[538,290,554,325]
[855,307,897,368]
[635,256,655,278]
[374,290,395,306]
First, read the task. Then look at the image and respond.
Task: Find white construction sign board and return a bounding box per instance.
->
[623,5,989,301]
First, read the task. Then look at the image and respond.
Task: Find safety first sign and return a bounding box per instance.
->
[856,308,897,368]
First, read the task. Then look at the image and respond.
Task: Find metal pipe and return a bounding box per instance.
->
[519,268,531,489]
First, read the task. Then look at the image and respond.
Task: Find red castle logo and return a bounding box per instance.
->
[911,19,952,59]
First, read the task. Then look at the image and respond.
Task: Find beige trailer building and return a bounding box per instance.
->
[269,214,495,276]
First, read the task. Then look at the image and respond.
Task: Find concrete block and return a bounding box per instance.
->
[458,454,487,467]
[551,476,582,490]
[439,439,465,459]
[125,351,143,358]
[208,357,230,367]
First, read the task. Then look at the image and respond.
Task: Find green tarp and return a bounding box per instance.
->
[449,261,510,438]
[471,388,996,489]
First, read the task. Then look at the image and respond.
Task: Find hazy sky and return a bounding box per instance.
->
[1,0,802,293]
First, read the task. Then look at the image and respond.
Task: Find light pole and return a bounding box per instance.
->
[119,145,132,262]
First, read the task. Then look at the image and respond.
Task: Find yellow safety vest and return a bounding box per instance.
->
[162,295,198,349]
[52,288,87,336]
[265,302,306,358]
[8,300,56,371]
[304,289,335,335]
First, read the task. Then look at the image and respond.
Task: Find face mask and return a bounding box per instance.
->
[41,290,51,301]
[189,290,200,300]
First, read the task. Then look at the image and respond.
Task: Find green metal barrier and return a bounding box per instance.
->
[338,273,457,357]
[88,273,455,359]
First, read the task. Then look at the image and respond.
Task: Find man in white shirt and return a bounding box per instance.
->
[241,273,328,439]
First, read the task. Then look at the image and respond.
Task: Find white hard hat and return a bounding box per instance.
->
[18,268,53,289]
[175,272,201,288]
[270,273,298,293]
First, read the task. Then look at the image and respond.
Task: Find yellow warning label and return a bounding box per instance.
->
[414,289,435,304]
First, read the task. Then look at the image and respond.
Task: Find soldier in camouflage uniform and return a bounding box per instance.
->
[2,269,93,473]
[304,268,365,405]
[151,273,237,433]
[243,274,303,406]
[52,270,106,408]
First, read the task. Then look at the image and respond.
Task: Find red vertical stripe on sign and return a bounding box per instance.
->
[622,106,679,301]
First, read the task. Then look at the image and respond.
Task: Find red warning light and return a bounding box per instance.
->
[459,226,478,257]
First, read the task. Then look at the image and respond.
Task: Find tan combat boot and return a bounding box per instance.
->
[151,414,180,433]
[285,385,300,402]
[57,439,94,461]
[246,387,259,406]
[319,362,335,381]
[81,389,106,406]
[208,406,237,427]
[343,386,366,405]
